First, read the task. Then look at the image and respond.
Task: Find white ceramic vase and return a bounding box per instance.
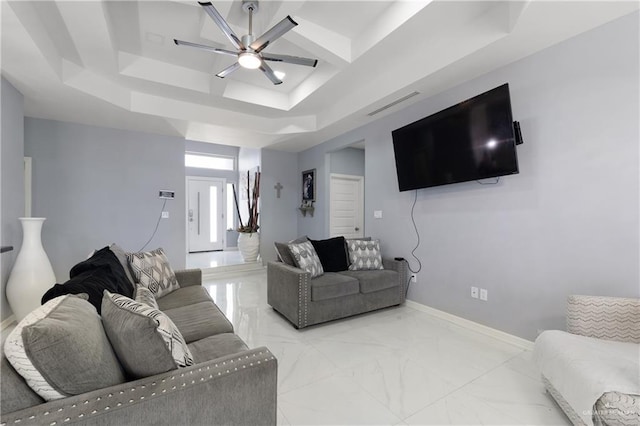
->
[237,232,260,262]
[6,218,57,321]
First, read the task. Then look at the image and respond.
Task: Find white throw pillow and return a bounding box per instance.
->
[127,248,179,298]
[347,239,384,270]
[288,241,324,278]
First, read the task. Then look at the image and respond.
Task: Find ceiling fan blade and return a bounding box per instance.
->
[259,61,283,85]
[173,39,238,57]
[250,15,297,53]
[198,1,244,50]
[262,53,318,68]
[216,62,241,79]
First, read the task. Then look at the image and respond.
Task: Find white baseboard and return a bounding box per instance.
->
[405,300,534,351]
[1,315,16,331]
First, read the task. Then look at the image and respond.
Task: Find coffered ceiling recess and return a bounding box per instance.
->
[2,1,638,152]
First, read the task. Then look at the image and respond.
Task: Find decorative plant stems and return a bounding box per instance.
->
[233,170,260,233]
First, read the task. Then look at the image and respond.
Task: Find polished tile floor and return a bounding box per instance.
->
[203,271,570,426]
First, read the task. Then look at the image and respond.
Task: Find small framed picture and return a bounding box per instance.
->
[302,169,316,202]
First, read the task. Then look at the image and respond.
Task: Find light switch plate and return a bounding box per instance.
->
[161,211,169,219]
[374,210,383,219]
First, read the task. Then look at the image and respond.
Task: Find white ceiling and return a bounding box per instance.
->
[2,1,638,152]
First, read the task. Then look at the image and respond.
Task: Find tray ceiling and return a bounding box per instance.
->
[2,1,638,151]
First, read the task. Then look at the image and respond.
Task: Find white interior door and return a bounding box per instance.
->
[187,177,225,252]
[330,174,364,238]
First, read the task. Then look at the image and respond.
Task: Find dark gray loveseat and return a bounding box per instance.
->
[1,269,277,425]
[268,258,408,329]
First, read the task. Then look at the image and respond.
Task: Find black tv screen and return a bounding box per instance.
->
[392,84,519,191]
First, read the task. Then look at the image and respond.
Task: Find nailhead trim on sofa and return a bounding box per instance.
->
[1,349,275,426]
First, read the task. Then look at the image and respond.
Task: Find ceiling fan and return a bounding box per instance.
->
[174,1,318,85]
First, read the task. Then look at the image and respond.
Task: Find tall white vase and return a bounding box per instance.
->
[237,232,260,262]
[6,218,57,321]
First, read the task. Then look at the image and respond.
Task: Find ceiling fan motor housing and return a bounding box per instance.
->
[241,34,256,49]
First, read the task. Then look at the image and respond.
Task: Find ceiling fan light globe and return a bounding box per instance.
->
[238,52,261,69]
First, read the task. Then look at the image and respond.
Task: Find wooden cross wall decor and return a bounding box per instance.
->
[274,182,283,199]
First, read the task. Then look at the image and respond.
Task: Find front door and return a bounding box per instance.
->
[329,173,364,238]
[187,177,225,252]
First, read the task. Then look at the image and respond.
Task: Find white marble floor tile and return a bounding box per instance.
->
[279,373,402,425]
[309,325,409,370]
[266,339,341,394]
[462,363,571,425]
[347,353,460,419]
[278,407,291,426]
[406,325,524,384]
[502,350,542,381]
[405,388,523,425]
[199,270,570,425]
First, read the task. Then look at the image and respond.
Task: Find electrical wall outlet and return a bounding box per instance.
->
[410,274,417,283]
[480,288,488,301]
[374,210,383,219]
[471,286,479,299]
[161,211,169,219]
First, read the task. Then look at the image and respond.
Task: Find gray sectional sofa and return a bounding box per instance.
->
[1,269,278,425]
[268,258,408,328]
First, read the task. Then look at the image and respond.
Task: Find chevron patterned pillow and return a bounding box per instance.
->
[127,248,179,298]
[101,291,194,379]
[347,239,384,271]
[288,241,324,278]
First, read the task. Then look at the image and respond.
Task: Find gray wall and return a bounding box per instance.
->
[1,77,25,321]
[293,12,639,340]
[185,140,239,248]
[24,118,186,281]
[329,147,365,177]
[259,149,300,263]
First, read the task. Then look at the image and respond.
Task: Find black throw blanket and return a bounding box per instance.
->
[41,247,135,313]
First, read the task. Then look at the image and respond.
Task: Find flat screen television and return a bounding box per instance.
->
[392,83,519,191]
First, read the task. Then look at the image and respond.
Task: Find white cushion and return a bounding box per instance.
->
[127,248,179,297]
[288,241,324,278]
[347,239,384,270]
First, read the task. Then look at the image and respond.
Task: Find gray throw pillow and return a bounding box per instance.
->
[274,236,308,266]
[101,291,194,379]
[347,239,384,270]
[3,295,126,401]
[109,243,136,288]
[288,241,324,278]
[127,248,180,298]
[274,242,296,266]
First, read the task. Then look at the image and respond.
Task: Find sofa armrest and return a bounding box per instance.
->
[267,261,311,328]
[175,269,202,288]
[383,258,409,300]
[0,347,277,426]
[567,295,640,343]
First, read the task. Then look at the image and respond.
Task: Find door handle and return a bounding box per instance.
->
[355,227,360,231]
[188,209,194,222]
